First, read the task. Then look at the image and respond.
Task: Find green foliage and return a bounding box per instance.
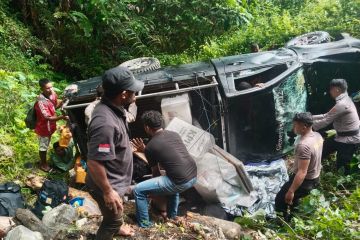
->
[235,209,267,230]
[137,0,251,53]
[7,0,250,79]
[2,0,358,77]
[0,69,67,182]
[233,158,360,240]
[0,0,359,237]
[0,2,48,74]
[158,0,360,65]
[0,3,68,177]
[290,188,360,240]
[0,70,38,181]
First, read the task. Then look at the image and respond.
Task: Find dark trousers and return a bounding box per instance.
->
[322,136,358,175]
[275,175,319,220]
[89,189,123,240]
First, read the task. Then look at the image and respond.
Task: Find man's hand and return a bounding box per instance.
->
[131,138,146,153]
[285,190,294,205]
[255,83,265,88]
[61,115,69,121]
[103,189,123,215]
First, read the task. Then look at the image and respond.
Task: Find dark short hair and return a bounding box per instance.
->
[293,112,313,127]
[39,78,50,88]
[141,111,164,129]
[238,81,252,90]
[53,141,60,149]
[329,78,348,93]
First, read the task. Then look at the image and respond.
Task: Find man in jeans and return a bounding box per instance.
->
[132,111,197,228]
[34,78,68,172]
[86,66,144,239]
[275,112,323,221]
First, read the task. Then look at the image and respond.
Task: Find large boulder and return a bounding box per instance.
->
[15,209,53,240]
[5,225,43,240]
[68,187,101,217]
[42,204,76,231]
[187,212,244,240]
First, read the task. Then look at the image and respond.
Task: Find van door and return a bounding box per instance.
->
[221,63,306,162]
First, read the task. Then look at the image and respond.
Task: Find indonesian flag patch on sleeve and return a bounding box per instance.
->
[98,144,111,153]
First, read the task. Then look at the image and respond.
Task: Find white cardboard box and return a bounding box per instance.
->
[166,117,214,159]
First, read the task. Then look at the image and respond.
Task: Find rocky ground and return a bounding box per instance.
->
[1,181,269,240]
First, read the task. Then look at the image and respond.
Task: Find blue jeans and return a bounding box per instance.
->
[133,176,196,228]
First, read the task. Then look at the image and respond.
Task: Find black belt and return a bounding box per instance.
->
[337,129,360,137]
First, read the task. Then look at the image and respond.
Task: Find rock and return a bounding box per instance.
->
[68,188,101,217]
[211,217,243,239]
[5,225,43,240]
[77,216,101,237]
[25,175,45,191]
[15,209,53,239]
[202,225,212,233]
[69,187,101,217]
[79,198,101,217]
[53,229,86,240]
[0,216,15,235]
[42,204,77,231]
[0,145,13,159]
[187,212,244,239]
[75,218,87,228]
[54,217,100,240]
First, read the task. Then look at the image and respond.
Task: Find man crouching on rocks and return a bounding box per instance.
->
[132,111,197,228]
[86,66,144,239]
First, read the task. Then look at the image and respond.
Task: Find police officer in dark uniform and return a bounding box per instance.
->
[313,79,360,174]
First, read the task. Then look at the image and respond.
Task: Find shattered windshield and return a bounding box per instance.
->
[228,68,307,162]
[273,68,307,154]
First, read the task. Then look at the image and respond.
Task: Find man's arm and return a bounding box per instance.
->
[38,101,67,121]
[285,159,310,205]
[312,114,325,120]
[45,115,67,121]
[312,104,343,131]
[56,99,63,109]
[87,160,113,193]
[87,159,123,214]
[133,139,161,177]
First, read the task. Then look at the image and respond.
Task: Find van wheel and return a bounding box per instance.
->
[119,57,161,74]
[285,31,331,47]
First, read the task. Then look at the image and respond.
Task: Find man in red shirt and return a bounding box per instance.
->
[34,78,68,172]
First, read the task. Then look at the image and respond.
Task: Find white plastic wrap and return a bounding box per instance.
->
[166,118,257,214]
[195,153,257,209]
[244,159,289,218]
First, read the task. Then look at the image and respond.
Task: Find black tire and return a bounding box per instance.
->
[285,31,331,47]
[119,57,161,74]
